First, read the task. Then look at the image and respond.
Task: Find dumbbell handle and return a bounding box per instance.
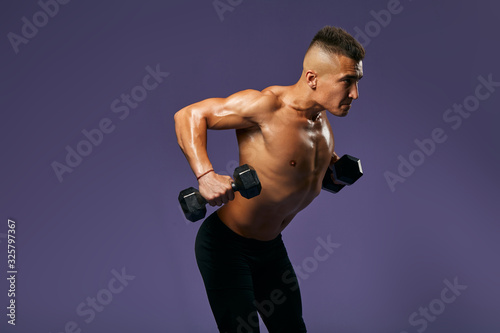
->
[198,165,258,198]
[179,164,261,222]
[194,181,239,204]
[322,154,363,194]
[322,167,345,193]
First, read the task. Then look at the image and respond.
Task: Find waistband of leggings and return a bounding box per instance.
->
[203,211,283,249]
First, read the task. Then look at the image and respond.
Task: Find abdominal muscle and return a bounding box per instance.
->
[217,111,333,241]
[217,177,322,241]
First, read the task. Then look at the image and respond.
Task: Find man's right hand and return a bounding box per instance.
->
[198,171,235,206]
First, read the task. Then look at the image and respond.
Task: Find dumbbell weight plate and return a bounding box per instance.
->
[178,187,206,222]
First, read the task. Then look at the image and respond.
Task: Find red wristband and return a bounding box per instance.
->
[197,169,214,181]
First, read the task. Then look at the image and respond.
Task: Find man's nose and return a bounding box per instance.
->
[349,82,359,100]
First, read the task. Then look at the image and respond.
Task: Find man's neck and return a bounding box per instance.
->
[282,83,323,120]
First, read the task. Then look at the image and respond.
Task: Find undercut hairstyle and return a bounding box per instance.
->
[308,26,365,62]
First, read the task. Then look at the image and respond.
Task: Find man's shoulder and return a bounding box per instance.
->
[261,85,286,99]
[233,88,282,112]
[239,87,281,100]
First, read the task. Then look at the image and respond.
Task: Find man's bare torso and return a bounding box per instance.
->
[218,86,334,241]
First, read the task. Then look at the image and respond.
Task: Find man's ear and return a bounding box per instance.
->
[305,70,317,89]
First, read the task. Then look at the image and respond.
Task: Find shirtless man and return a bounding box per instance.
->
[175,26,364,333]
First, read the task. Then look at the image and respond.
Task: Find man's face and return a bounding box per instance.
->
[316,54,363,117]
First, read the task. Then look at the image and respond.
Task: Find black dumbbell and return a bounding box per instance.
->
[322,155,363,193]
[178,164,261,222]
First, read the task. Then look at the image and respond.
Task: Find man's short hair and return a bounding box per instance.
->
[308,26,365,62]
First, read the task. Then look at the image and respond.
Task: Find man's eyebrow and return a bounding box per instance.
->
[340,74,363,80]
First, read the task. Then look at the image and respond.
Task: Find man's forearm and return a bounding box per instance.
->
[174,107,213,178]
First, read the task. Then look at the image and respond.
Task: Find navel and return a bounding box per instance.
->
[289,160,296,167]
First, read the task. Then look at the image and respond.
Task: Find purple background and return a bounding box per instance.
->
[2,0,499,332]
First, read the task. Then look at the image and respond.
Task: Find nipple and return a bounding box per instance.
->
[289,160,296,167]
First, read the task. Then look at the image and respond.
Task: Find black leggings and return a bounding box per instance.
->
[195,211,307,333]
